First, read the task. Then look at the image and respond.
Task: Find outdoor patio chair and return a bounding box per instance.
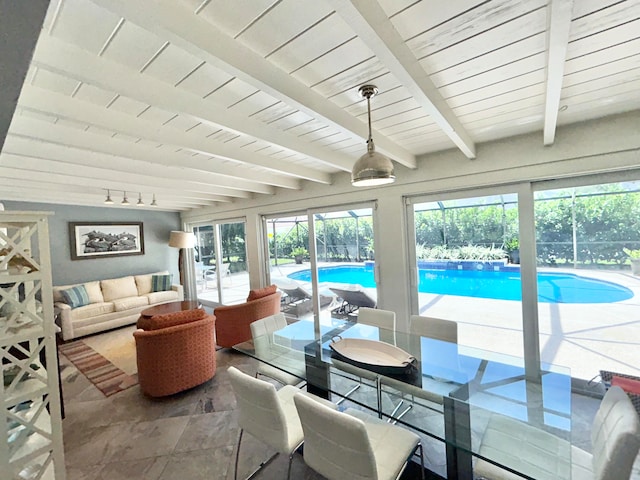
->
[329,284,377,314]
[272,277,334,310]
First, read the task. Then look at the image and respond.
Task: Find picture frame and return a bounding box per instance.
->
[69,222,144,260]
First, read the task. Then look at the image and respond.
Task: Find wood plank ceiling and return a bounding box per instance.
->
[2,0,639,211]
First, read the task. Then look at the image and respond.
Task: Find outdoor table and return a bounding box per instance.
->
[234,317,572,480]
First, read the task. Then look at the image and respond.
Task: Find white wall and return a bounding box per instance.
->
[182,110,640,325]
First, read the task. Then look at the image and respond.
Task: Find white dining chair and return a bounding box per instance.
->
[294,392,425,480]
[250,313,306,387]
[474,386,640,480]
[382,315,459,420]
[332,307,396,408]
[228,366,334,480]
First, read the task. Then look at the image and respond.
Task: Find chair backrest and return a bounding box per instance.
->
[294,393,377,480]
[409,315,458,343]
[250,312,288,338]
[358,307,396,345]
[591,386,640,480]
[228,366,290,453]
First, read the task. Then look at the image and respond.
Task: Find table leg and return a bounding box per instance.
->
[443,396,473,480]
[304,342,331,399]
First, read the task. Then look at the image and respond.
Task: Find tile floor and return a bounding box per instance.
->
[58,335,637,480]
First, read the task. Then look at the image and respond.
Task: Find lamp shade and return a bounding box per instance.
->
[351,148,395,186]
[168,231,195,249]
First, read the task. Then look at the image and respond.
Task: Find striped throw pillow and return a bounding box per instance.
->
[60,285,90,308]
[151,274,172,292]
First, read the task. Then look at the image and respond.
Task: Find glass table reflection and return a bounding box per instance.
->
[234,317,572,480]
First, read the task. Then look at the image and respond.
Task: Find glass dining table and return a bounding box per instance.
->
[233,316,573,480]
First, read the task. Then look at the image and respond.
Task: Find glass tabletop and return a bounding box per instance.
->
[234,317,573,480]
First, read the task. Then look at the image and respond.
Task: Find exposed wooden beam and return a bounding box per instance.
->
[18,86,308,188]
[329,0,476,159]
[90,0,416,169]
[0,152,245,200]
[32,36,353,172]
[543,0,574,145]
[7,118,271,196]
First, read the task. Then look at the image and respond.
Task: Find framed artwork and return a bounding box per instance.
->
[69,222,144,260]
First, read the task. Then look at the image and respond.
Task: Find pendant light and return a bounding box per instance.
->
[351,84,395,187]
[104,189,114,205]
[121,191,130,206]
[137,192,144,206]
[150,194,158,207]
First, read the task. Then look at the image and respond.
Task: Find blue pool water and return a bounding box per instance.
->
[288,265,633,304]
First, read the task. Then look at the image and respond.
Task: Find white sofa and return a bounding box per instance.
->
[53,272,183,341]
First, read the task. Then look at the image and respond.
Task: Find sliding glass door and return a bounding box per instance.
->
[192,219,248,306]
[264,204,376,321]
[408,190,524,357]
[534,180,640,381]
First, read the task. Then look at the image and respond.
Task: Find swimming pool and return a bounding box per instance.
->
[288,265,633,304]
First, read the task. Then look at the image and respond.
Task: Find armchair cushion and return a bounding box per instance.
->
[247,284,277,301]
[214,291,281,348]
[138,307,206,331]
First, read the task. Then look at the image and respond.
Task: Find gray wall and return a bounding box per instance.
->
[1,201,181,286]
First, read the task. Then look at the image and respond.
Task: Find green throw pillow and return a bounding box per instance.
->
[151,274,172,292]
[61,285,90,308]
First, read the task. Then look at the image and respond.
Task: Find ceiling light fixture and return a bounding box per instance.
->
[351,84,395,187]
[121,191,130,206]
[137,192,144,206]
[104,189,114,205]
[150,194,158,207]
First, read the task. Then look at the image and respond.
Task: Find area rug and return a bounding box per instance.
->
[58,338,138,397]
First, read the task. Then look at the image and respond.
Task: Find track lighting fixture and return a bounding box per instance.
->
[102,189,156,207]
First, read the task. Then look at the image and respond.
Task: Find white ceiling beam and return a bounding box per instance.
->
[90,0,416,169]
[18,86,306,189]
[329,0,476,159]
[0,152,246,200]
[6,118,272,196]
[32,36,353,172]
[543,0,574,145]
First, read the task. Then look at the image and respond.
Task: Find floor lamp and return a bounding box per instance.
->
[168,231,195,289]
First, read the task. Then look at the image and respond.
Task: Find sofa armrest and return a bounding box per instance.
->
[54,302,74,341]
[172,284,184,300]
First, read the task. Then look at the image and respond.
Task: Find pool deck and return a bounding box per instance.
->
[198,263,640,382]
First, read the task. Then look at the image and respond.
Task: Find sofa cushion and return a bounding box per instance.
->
[138,308,207,331]
[247,284,277,301]
[101,276,138,302]
[60,285,90,308]
[69,302,116,321]
[83,281,104,304]
[135,271,169,295]
[113,296,149,311]
[146,290,179,305]
[152,274,172,292]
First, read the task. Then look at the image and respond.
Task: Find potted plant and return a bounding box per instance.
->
[505,238,520,265]
[292,247,308,264]
[623,248,640,275]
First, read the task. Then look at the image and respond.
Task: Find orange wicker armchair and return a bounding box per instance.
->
[214,285,281,348]
[134,308,216,397]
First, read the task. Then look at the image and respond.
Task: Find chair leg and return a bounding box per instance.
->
[336,382,361,405]
[286,453,294,480]
[235,428,279,480]
[234,429,243,480]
